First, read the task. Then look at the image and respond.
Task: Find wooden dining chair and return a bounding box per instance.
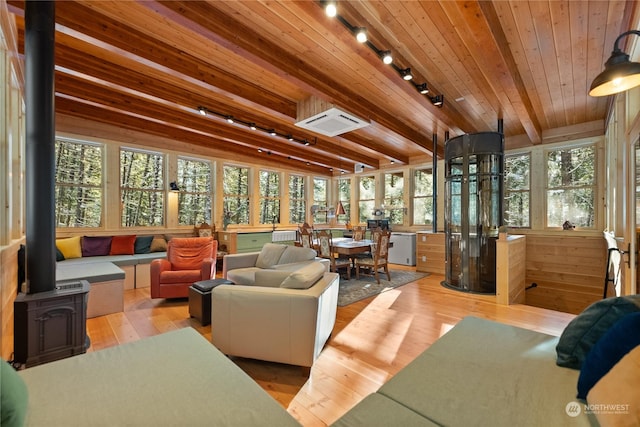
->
[352,225,366,241]
[355,229,391,284]
[316,229,351,279]
[297,224,314,248]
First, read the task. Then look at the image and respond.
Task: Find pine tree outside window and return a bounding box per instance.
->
[546,145,595,228]
[384,172,404,225]
[313,178,328,224]
[358,176,375,223]
[177,157,212,226]
[55,139,103,227]
[120,148,165,227]
[504,153,530,228]
[413,168,433,226]
[223,165,250,225]
[259,170,280,225]
[289,175,305,224]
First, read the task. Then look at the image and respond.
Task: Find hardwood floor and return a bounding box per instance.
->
[86,267,576,426]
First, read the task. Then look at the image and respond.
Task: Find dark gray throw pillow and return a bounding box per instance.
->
[556,295,640,369]
[134,235,154,254]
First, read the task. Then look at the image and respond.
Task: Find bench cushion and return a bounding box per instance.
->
[18,328,300,426]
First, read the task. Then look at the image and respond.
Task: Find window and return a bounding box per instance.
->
[504,154,530,228]
[546,145,595,228]
[337,178,351,224]
[177,157,212,226]
[289,175,305,224]
[120,148,165,226]
[223,165,249,225]
[384,172,404,224]
[259,170,280,224]
[55,139,103,227]
[313,178,328,224]
[358,176,375,222]
[413,168,433,225]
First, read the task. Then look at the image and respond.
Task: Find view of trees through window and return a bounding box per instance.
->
[358,176,375,222]
[259,170,280,225]
[55,139,103,227]
[289,175,305,224]
[504,154,530,228]
[413,168,433,225]
[384,172,404,224]
[337,178,351,224]
[53,138,600,232]
[313,178,328,224]
[546,145,595,228]
[120,148,165,227]
[223,165,250,225]
[177,157,211,226]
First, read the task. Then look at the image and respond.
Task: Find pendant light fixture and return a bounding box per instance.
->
[589,30,640,97]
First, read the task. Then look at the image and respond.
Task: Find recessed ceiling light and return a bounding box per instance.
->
[455,97,465,102]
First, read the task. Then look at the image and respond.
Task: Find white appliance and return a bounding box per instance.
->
[388,232,417,266]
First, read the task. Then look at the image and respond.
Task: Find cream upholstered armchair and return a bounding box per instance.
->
[212,262,339,368]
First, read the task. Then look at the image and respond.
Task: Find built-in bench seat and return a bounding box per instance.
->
[56,253,167,318]
[57,252,167,290]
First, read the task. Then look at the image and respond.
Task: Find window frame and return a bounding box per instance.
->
[176,156,213,226]
[412,167,433,226]
[504,152,531,229]
[54,138,104,228]
[544,142,597,230]
[259,169,281,225]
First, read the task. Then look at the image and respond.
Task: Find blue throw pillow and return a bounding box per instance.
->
[556,295,640,369]
[134,236,154,254]
[56,247,65,261]
[577,312,640,399]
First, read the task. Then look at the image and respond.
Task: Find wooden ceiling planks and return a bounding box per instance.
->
[5,0,638,170]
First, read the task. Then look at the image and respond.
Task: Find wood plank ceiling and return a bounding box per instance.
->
[5,0,638,176]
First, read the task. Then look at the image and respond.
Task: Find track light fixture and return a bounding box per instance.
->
[355,27,367,43]
[196,106,317,147]
[430,94,444,107]
[322,3,446,110]
[325,1,337,17]
[416,83,429,94]
[589,30,640,96]
[381,50,393,65]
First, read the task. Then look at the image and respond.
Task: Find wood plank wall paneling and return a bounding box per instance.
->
[524,234,606,314]
[496,235,526,305]
[416,232,445,275]
[0,241,22,360]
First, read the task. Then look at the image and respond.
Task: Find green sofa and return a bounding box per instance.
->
[13,316,600,426]
[331,316,596,427]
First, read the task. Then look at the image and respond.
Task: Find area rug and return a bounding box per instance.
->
[338,270,430,306]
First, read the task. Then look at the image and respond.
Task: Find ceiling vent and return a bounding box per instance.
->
[295,107,370,137]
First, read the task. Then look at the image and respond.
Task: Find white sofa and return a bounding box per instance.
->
[212,261,339,368]
[222,243,327,284]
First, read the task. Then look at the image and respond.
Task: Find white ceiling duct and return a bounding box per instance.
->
[295,107,370,137]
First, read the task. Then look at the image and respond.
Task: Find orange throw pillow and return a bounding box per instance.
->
[110,235,137,255]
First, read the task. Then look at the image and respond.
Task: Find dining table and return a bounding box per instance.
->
[328,237,375,256]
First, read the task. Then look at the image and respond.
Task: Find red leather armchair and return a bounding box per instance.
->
[150,237,217,298]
